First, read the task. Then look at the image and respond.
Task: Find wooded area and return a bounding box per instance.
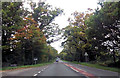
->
[59,2,120,68]
[2,1,120,69]
[2,1,63,66]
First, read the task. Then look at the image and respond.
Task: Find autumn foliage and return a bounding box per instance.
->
[2,2,59,66]
[10,17,46,43]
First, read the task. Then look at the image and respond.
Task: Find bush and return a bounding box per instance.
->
[107,60,120,68]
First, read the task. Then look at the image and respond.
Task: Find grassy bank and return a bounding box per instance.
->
[1,61,54,71]
[63,60,120,73]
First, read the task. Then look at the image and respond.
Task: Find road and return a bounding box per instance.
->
[2,60,119,78]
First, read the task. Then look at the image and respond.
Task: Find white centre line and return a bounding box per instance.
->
[33,74,38,76]
[38,71,41,73]
[46,66,48,68]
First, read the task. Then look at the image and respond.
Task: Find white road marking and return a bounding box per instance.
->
[78,68,87,72]
[38,71,41,73]
[40,66,48,72]
[65,63,87,73]
[73,69,79,72]
[33,74,38,76]
[70,67,79,72]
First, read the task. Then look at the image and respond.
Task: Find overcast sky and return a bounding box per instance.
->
[45,0,99,53]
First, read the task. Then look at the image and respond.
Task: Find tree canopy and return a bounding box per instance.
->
[60,2,120,67]
[2,1,61,66]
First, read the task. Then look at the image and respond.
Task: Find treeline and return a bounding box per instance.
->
[59,2,120,68]
[2,1,62,67]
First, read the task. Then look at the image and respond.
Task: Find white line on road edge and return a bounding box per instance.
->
[33,74,38,76]
[70,67,79,72]
[38,71,41,73]
[77,68,87,72]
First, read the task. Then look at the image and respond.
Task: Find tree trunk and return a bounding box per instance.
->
[113,51,116,63]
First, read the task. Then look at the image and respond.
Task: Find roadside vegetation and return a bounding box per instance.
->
[2,0,120,72]
[1,60,55,71]
[2,1,62,67]
[59,2,120,70]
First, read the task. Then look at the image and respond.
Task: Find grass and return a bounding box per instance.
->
[63,60,120,73]
[62,60,68,62]
[1,61,54,71]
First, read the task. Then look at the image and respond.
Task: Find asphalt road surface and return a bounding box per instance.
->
[2,60,119,78]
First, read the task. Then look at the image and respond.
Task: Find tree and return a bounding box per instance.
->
[32,1,63,30]
[86,2,120,63]
[32,1,63,43]
[62,10,93,62]
[2,2,25,65]
[2,1,60,66]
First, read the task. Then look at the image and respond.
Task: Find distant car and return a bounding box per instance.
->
[56,59,59,62]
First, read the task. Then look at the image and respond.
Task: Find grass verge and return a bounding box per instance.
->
[1,61,54,71]
[63,60,120,73]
